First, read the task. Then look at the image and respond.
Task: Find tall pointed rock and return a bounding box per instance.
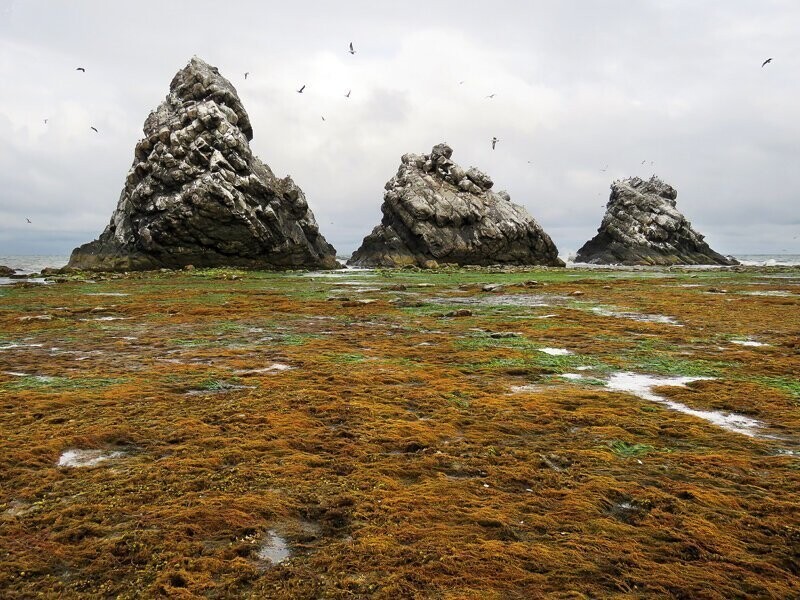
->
[69,57,337,271]
[348,143,563,268]
[575,176,738,265]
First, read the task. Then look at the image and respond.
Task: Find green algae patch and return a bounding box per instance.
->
[1,266,799,598]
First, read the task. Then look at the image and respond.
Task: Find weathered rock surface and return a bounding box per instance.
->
[575,176,738,266]
[69,57,337,271]
[0,265,15,276]
[348,143,563,268]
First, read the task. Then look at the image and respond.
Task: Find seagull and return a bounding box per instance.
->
[244,72,249,79]
[43,119,48,124]
[486,93,496,99]
[459,80,465,85]
[76,67,85,72]
[297,84,306,94]
[345,89,351,98]
[761,58,773,67]
[26,218,31,223]
[349,42,355,55]
[600,165,608,172]
[527,160,533,164]
[321,116,326,121]
[90,126,98,133]
[641,160,647,165]
[491,137,499,150]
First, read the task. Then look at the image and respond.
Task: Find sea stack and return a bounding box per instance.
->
[348,143,563,268]
[69,57,337,271]
[575,176,738,265]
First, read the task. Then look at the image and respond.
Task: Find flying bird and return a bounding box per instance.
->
[297,85,306,93]
[43,119,48,124]
[244,72,249,79]
[345,89,351,98]
[641,160,647,165]
[459,80,465,85]
[76,67,85,72]
[600,165,608,172]
[90,126,98,132]
[349,42,355,55]
[761,58,773,67]
[491,137,499,150]
[26,218,31,223]
[486,93,496,99]
[321,116,326,121]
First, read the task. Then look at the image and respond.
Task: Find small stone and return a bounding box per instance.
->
[445,309,473,317]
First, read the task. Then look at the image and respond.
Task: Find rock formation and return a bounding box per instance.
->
[348,143,563,268]
[69,57,337,271]
[575,176,738,265]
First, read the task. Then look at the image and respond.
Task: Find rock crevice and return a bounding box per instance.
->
[575,176,737,265]
[69,57,337,271]
[348,143,563,268]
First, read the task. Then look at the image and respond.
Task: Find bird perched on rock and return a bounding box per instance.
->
[297,84,306,93]
[349,42,355,55]
[762,58,773,67]
[76,67,85,72]
[491,137,499,150]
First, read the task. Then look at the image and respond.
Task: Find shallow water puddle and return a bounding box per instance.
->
[58,449,125,468]
[257,530,291,565]
[235,363,294,375]
[731,340,769,347]
[538,348,572,356]
[606,372,764,437]
[590,306,681,325]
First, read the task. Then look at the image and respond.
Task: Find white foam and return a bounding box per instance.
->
[538,348,572,356]
[57,449,124,468]
[606,372,763,437]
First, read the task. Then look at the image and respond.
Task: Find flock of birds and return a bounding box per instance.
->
[28,49,777,227]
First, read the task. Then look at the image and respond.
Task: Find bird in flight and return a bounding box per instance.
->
[321,116,326,121]
[527,160,533,164]
[761,58,773,67]
[26,218,32,223]
[459,80,465,85]
[491,137,499,150]
[345,89,351,98]
[641,160,647,165]
[244,72,249,79]
[600,165,608,172]
[43,119,48,124]
[486,93,496,99]
[76,67,85,72]
[90,126,98,133]
[297,85,306,94]
[349,42,355,55]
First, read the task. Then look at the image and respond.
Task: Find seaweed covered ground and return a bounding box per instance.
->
[1,265,799,599]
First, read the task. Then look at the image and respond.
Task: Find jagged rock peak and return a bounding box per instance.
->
[348,143,564,268]
[68,57,337,271]
[575,176,738,266]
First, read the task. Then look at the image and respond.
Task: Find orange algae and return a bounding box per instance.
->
[0,267,798,598]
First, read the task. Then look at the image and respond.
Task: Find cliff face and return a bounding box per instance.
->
[69,57,337,271]
[575,176,738,266]
[348,143,563,268]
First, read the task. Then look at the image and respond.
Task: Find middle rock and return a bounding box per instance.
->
[348,143,563,268]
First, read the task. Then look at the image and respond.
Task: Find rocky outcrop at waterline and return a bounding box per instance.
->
[575,176,738,266]
[348,143,563,268]
[68,57,337,271]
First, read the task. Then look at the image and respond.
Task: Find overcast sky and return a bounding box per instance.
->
[1,0,798,258]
